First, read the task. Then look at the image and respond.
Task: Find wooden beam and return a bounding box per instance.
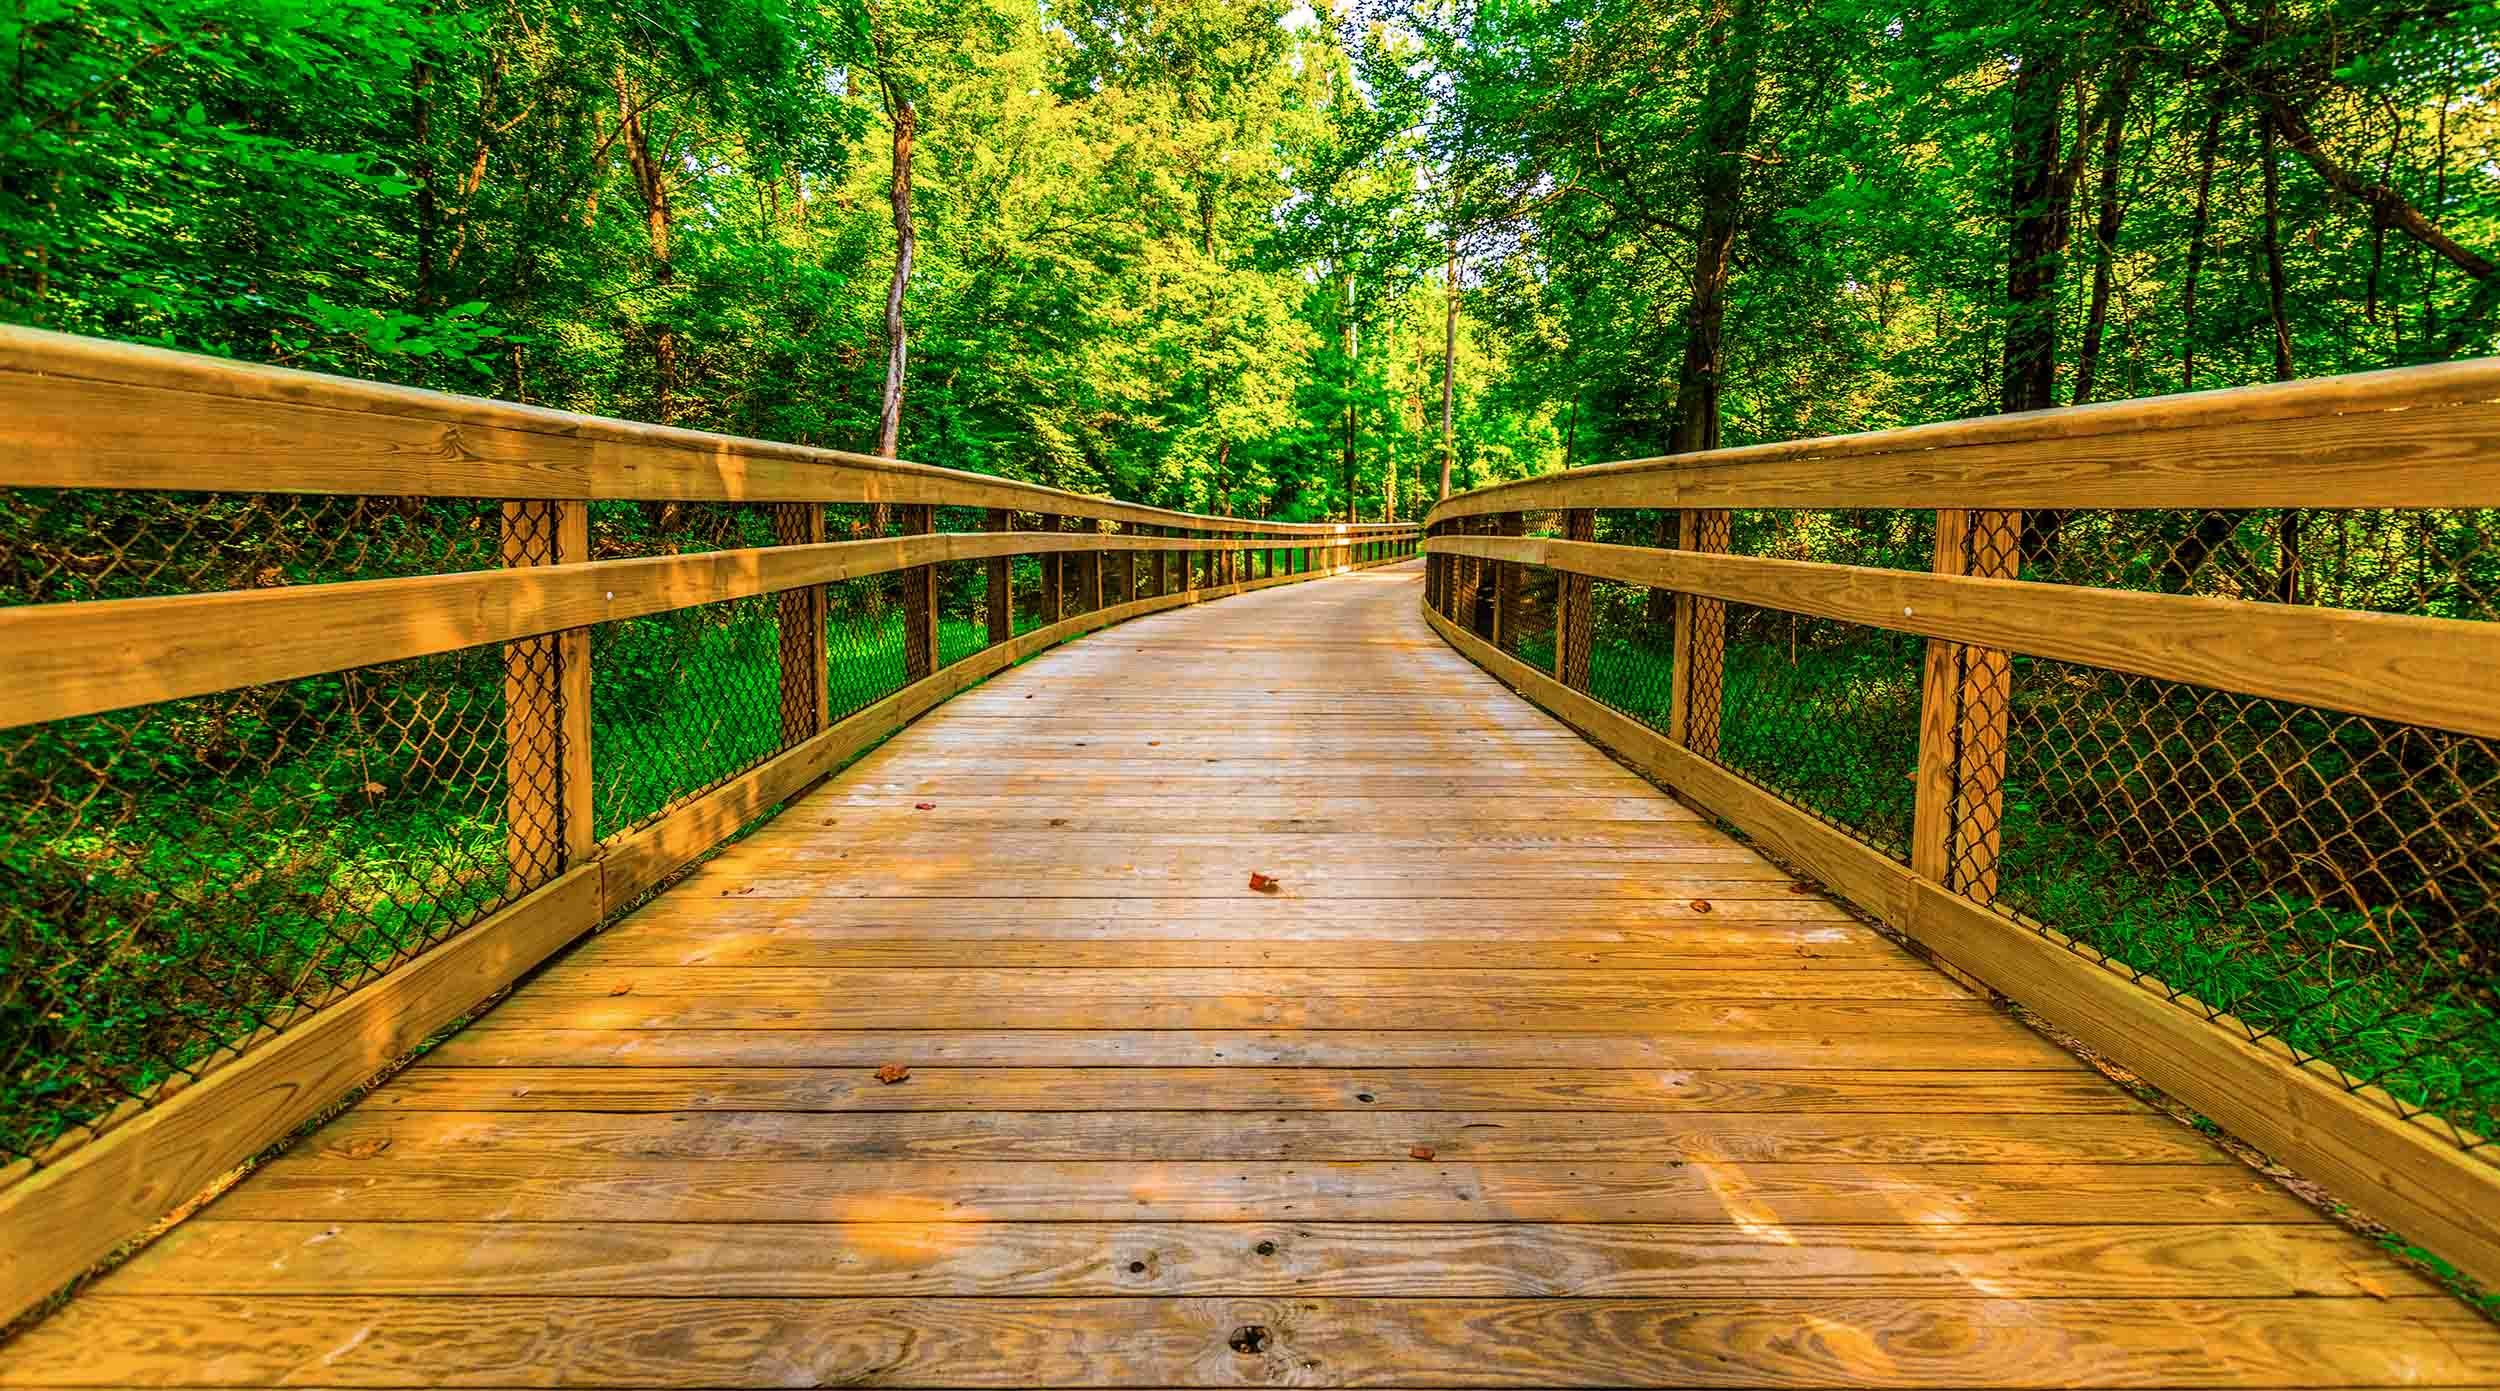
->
[1427,533,2500,740]
[1422,599,2500,1291]
[1424,354,2500,523]
[0,326,1426,532]
[0,866,603,1329]
[0,530,1424,731]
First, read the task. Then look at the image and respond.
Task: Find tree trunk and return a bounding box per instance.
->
[616,74,674,426]
[877,78,917,461]
[1999,47,2066,417]
[2071,63,2133,407]
[1342,270,1359,522]
[1648,0,1760,629]
[1439,237,1458,500]
[2180,96,2226,391]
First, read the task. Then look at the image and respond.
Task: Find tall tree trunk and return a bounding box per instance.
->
[1439,237,1458,501]
[2180,97,2226,390]
[1342,269,1359,522]
[617,74,674,426]
[2259,104,2300,602]
[2071,63,2134,407]
[412,54,436,309]
[1999,47,2067,417]
[877,78,917,461]
[1649,0,1761,628]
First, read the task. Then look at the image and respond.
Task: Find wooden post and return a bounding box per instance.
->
[1912,508,2020,900]
[500,500,588,890]
[901,503,939,681]
[1084,518,1107,610]
[1039,513,1064,621]
[1557,508,1594,690]
[1666,508,1731,756]
[1492,512,1524,649]
[774,502,828,748]
[985,508,1014,646]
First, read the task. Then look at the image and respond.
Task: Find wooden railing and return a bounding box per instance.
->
[0,324,1419,1322]
[1420,359,2500,1290]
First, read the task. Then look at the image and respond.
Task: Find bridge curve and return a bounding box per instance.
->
[9,561,2495,1386]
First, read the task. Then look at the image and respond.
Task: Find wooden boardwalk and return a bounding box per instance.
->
[11,561,2498,1387]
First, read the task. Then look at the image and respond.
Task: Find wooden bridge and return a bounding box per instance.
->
[2,327,2499,1385]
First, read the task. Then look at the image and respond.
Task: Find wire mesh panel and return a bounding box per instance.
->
[936,559,989,669]
[0,490,560,1167]
[1935,506,2500,1154]
[1583,579,1677,728]
[0,491,508,605]
[1716,603,1926,860]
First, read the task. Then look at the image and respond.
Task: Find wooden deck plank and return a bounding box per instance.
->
[424,1026,2087,1070]
[111,1220,2436,1298]
[20,562,2490,1389]
[192,1158,2325,1224]
[14,1294,2497,1388]
[370,1066,2153,1113]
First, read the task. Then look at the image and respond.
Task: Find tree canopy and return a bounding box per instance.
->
[4,0,2494,515]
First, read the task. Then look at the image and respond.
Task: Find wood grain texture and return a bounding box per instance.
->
[14,1293,2499,1387]
[0,324,1425,533]
[1428,532,2500,739]
[1425,354,2500,520]
[19,561,2488,1387]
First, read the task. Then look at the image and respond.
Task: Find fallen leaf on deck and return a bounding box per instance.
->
[875,1063,912,1085]
[1787,882,1815,895]
[1248,872,1281,894]
[609,983,633,996]
[915,802,936,811]
[1049,817,1069,827]
[2353,1273,2391,1299]
[1408,1145,1436,1161]
[332,1137,393,1159]
[1690,899,1712,914]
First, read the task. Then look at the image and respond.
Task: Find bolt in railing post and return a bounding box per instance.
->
[902,503,939,681]
[1665,508,1730,757]
[985,508,1014,646]
[1911,508,2020,901]
[1557,508,1594,690]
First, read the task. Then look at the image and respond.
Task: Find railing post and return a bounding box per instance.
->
[902,503,939,681]
[985,507,1014,646]
[1084,518,1107,611]
[1039,513,1064,621]
[1556,508,1594,690]
[775,501,829,744]
[1492,512,1524,649]
[500,500,587,890]
[1912,508,2020,899]
[1666,508,1730,757]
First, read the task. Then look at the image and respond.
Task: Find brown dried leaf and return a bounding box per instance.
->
[1248,872,1281,894]
[608,982,633,996]
[875,1063,912,1086]
[1689,899,1713,914]
[1407,1144,1436,1161]
[914,802,936,811]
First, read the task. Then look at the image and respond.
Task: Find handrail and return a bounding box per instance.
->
[1417,358,2500,1291]
[0,327,1419,1324]
[0,323,1416,533]
[1425,359,2500,519]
